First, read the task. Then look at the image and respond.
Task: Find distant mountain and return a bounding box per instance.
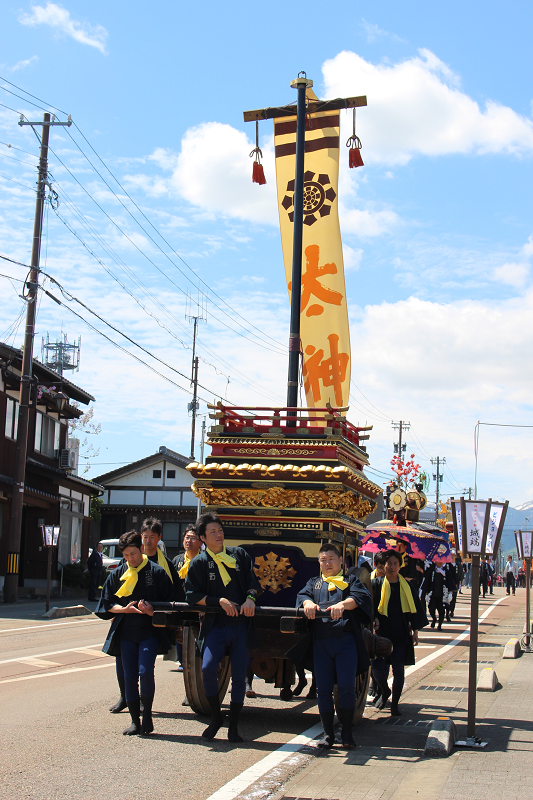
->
[515,500,533,512]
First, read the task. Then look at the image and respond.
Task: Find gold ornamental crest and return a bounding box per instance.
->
[254,551,297,594]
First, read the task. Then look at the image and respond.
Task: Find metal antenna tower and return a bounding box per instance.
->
[186,291,207,459]
[41,333,81,377]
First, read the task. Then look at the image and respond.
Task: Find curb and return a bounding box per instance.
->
[42,605,93,619]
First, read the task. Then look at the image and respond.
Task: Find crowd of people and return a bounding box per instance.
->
[93,516,520,749]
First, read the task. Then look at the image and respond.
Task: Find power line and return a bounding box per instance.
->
[46,141,285,356]
[0,77,68,115]
[67,123,286,351]
[0,173,35,191]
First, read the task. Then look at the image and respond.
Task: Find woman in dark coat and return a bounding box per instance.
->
[95,530,173,736]
[372,549,427,716]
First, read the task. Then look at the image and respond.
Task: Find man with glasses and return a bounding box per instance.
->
[297,543,372,749]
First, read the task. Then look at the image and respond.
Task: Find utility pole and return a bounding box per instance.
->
[243,77,367,416]
[392,420,410,460]
[197,418,206,519]
[431,456,446,509]
[463,487,473,500]
[186,294,206,460]
[4,112,72,603]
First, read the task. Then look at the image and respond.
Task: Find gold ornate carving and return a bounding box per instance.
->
[192,483,376,521]
[195,480,213,488]
[232,447,314,456]
[254,552,296,594]
[254,528,282,537]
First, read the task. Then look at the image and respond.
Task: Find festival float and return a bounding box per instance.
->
[153,74,389,721]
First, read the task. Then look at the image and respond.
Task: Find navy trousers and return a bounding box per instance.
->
[120,636,159,701]
[202,624,248,703]
[313,635,358,714]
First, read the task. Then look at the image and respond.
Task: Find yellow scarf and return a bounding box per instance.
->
[206,547,237,587]
[371,569,377,580]
[115,555,149,597]
[378,574,416,616]
[178,554,191,581]
[156,548,173,582]
[322,571,349,592]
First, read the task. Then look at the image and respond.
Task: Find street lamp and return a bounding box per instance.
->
[515,529,532,652]
[450,497,508,749]
[40,525,61,612]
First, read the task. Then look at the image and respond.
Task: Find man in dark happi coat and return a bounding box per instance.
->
[185,512,261,744]
[297,543,372,749]
[95,530,173,736]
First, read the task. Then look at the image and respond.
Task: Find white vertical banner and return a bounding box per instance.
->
[463,501,487,553]
[523,530,533,558]
[486,505,503,554]
[452,502,463,552]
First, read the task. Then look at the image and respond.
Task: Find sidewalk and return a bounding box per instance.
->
[0,592,97,622]
[267,590,531,800]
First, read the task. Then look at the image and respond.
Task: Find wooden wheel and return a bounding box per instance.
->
[182,623,231,715]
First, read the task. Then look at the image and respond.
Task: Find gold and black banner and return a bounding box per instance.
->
[274,92,351,409]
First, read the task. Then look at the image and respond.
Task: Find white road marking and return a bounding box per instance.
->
[74,648,109,658]
[0,618,102,634]
[0,643,105,665]
[0,661,114,685]
[17,657,62,667]
[204,722,323,800]
[406,596,506,678]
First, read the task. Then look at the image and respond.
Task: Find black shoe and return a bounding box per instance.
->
[227,702,244,743]
[202,694,225,740]
[430,620,436,628]
[123,699,141,735]
[338,707,356,749]
[292,676,307,697]
[110,678,127,713]
[437,623,442,631]
[390,704,402,717]
[317,711,335,748]
[140,694,154,735]
[375,685,391,710]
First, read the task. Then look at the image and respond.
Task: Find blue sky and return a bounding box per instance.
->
[1,1,533,506]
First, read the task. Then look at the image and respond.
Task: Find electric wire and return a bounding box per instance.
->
[67,123,286,350]
[41,287,218,403]
[0,173,35,191]
[0,76,68,116]
[45,177,284,402]
[46,141,285,356]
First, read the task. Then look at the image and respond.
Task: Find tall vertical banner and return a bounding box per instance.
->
[274,93,351,409]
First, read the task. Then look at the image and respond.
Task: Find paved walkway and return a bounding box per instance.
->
[265,589,532,800]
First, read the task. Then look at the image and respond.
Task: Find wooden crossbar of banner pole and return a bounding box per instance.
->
[243,95,367,122]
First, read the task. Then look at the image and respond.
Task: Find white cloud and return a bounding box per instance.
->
[169,122,278,224]
[7,56,39,72]
[323,49,533,164]
[19,3,108,54]
[360,19,405,45]
[340,205,399,236]
[343,244,363,272]
[492,235,533,288]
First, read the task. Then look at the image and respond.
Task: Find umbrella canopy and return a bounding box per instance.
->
[361,523,452,563]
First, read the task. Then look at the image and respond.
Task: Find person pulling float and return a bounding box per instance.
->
[184,512,261,744]
[296,543,372,750]
[95,530,174,736]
